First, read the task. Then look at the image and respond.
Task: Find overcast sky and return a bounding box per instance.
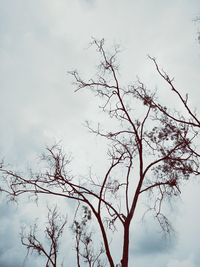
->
[0,1,200,267]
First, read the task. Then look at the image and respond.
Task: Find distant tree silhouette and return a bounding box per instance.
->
[0,39,199,267]
[21,206,67,267]
[194,16,200,43]
[71,205,105,267]
[21,205,104,267]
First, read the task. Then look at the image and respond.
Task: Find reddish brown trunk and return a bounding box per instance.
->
[121,221,130,267]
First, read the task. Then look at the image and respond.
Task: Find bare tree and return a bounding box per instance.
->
[72,205,105,267]
[21,206,67,267]
[0,39,199,267]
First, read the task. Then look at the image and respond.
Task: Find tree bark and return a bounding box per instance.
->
[121,221,130,267]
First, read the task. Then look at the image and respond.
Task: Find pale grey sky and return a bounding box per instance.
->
[0,1,200,266]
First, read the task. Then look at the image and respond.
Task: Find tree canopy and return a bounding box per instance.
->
[0,39,200,267]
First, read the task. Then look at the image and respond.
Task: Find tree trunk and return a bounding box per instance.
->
[121,221,130,267]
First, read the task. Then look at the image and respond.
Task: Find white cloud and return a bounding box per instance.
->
[167,256,197,267]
